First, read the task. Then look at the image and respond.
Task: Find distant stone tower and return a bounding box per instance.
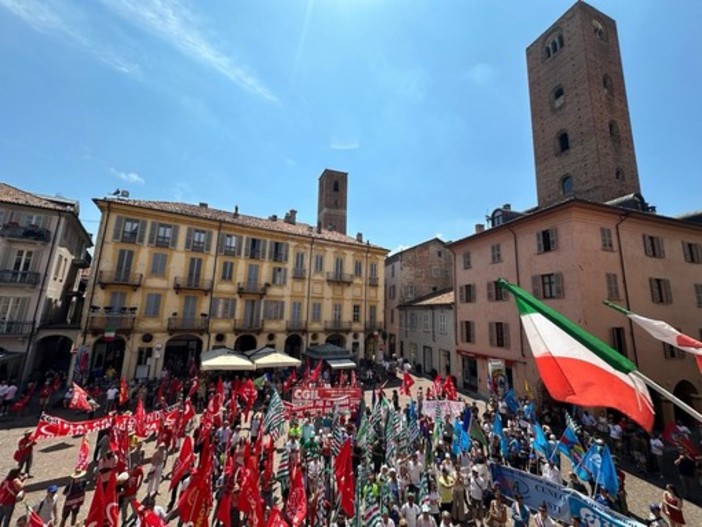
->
[317,169,348,234]
[527,1,641,207]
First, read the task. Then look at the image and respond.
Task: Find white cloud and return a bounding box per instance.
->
[0,0,140,75]
[111,167,145,184]
[101,0,277,103]
[465,63,496,87]
[330,138,360,151]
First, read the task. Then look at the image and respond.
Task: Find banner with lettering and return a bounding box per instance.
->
[291,387,361,409]
[284,396,351,416]
[567,493,645,527]
[421,400,465,420]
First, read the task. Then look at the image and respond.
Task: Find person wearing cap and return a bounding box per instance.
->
[534,502,557,527]
[59,471,86,527]
[381,508,396,527]
[416,504,437,527]
[34,486,58,526]
[648,503,669,527]
[14,432,35,478]
[400,494,421,527]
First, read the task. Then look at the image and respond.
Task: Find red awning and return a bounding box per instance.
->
[456,348,516,367]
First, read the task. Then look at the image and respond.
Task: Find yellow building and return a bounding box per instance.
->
[80,170,388,380]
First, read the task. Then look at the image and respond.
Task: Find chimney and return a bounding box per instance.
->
[233,205,239,218]
[503,203,511,211]
[269,214,278,222]
[199,202,208,208]
[286,209,297,225]
[356,232,363,243]
[316,221,322,234]
[475,223,485,233]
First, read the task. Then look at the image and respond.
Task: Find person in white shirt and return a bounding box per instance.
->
[2,382,18,415]
[105,385,119,412]
[380,510,396,527]
[650,434,665,477]
[468,469,485,525]
[541,461,561,486]
[401,494,421,527]
[416,505,437,527]
[407,453,424,493]
[534,503,557,527]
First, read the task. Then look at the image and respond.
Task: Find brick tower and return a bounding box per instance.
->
[527,1,641,207]
[317,169,348,235]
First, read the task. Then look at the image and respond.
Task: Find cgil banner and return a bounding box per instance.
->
[421,400,466,420]
[490,465,645,527]
[284,396,351,416]
[31,402,194,440]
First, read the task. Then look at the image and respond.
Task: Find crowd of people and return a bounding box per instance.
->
[0,363,700,527]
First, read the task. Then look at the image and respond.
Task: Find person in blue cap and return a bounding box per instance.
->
[34,485,58,526]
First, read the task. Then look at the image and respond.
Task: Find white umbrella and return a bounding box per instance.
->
[251,349,301,369]
[200,347,255,371]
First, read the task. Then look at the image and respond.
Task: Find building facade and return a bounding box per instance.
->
[81,175,387,380]
[397,289,454,377]
[0,183,92,382]
[527,1,640,207]
[384,238,453,359]
[449,199,702,427]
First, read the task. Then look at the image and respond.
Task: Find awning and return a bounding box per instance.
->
[326,358,357,370]
[251,350,301,370]
[200,348,255,371]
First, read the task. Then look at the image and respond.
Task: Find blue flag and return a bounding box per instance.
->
[524,401,536,423]
[557,425,589,481]
[504,389,519,413]
[462,407,471,432]
[493,413,509,458]
[582,444,619,495]
[532,421,553,459]
[452,418,462,456]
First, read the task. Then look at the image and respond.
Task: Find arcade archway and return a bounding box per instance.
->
[92,337,126,380]
[32,335,73,377]
[164,335,202,377]
[234,334,257,353]
[673,380,699,425]
[325,334,345,348]
[284,334,303,359]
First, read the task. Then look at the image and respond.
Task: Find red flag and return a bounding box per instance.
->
[170,436,194,491]
[309,360,323,384]
[282,370,297,393]
[208,377,225,416]
[84,473,105,527]
[260,438,275,491]
[105,470,119,527]
[443,375,458,400]
[69,383,94,412]
[350,370,357,387]
[132,398,146,437]
[285,465,307,526]
[266,506,288,527]
[75,435,90,472]
[119,378,129,406]
[400,372,415,396]
[432,374,443,398]
[131,500,167,527]
[333,439,355,518]
[239,378,258,418]
[215,447,235,527]
[25,505,45,527]
[178,434,212,527]
[237,456,264,527]
[188,377,199,399]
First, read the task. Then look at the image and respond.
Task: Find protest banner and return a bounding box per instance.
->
[421,400,465,420]
[567,493,646,527]
[284,396,351,416]
[291,387,361,410]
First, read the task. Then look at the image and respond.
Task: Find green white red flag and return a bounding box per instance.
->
[605,300,702,373]
[498,279,654,431]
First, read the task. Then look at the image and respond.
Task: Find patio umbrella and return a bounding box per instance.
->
[200,347,255,371]
[250,349,301,369]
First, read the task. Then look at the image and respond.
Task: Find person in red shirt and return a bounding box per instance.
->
[119,465,144,524]
[38,382,52,413]
[14,431,35,478]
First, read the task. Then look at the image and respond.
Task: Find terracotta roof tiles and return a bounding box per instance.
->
[0,183,73,212]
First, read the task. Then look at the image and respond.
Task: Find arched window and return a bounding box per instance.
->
[544,31,564,60]
[561,175,574,196]
[603,74,613,95]
[609,120,620,142]
[592,19,606,41]
[545,46,552,58]
[557,132,570,153]
[551,41,558,54]
[333,180,339,192]
[557,34,564,48]
[553,86,565,109]
[615,168,625,181]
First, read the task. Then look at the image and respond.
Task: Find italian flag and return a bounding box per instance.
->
[605,301,702,373]
[498,279,654,431]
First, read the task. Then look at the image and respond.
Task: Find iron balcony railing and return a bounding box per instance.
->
[292,268,306,279]
[324,320,353,332]
[237,282,268,295]
[0,223,52,243]
[168,317,209,332]
[0,321,33,336]
[286,320,307,332]
[0,270,40,286]
[87,315,136,333]
[326,272,354,284]
[368,276,379,286]
[233,319,264,332]
[174,276,213,293]
[97,270,143,288]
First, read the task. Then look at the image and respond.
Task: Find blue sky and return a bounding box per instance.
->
[1,0,700,253]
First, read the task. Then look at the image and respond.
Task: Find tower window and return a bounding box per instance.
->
[603,74,613,95]
[615,168,625,181]
[553,86,565,109]
[609,120,620,142]
[544,31,564,60]
[557,131,570,153]
[592,19,606,41]
[561,175,573,196]
[551,41,558,54]
[333,180,339,192]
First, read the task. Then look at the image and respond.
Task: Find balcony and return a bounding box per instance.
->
[233,319,264,333]
[154,235,173,248]
[365,321,382,332]
[174,276,213,294]
[324,320,352,332]
[286,320,307,332]
[0,270,40,286]
[0,321,33,337]
[87,314,135,335]
[326,272,354,284]
[237,281,269,296]
[97,270,143,290]
[368,275,379,287]
[292,268,306,279]
[0,223,51,243]
[168,316,209,334]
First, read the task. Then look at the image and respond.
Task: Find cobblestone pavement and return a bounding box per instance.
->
[0,374,700,526]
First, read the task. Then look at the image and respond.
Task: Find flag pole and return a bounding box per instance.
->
[632,371,702,425]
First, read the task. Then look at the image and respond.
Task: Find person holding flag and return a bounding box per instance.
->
[58,470,87,527]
